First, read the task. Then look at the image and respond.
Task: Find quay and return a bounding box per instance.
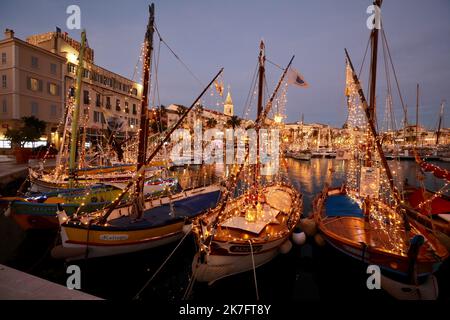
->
[0,157,55,192]
[0,264,101,300]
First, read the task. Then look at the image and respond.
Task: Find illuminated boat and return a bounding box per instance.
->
[55,184,221,260]
[1,176,178,230]
[310,26,448,299]
[402,158,450,248]
[191,41,303,284]
[1,184,123,230]
[54,5,224,260]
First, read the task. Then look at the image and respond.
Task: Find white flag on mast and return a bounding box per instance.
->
[287,67,309,88]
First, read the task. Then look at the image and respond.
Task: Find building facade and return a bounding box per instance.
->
[0,28,143,151]
[0,29,66,149]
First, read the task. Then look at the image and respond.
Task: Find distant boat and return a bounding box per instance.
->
[286,149,312,161]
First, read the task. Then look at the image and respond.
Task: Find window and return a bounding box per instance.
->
[2,75,6,88]
[50,63,57,75]
[48,83,59,96]
[1,53,6,65]
[106,96,111,109]
[67,63,76,74]
[0,140,11,148]
[129,118,138,127]
[2,99,6,113]
[31,56,38,68]
[132,103,137,115]
[131,88,138,96]
[31,102,38,116]
[27,77,42,92]
[69,86,75,97]
[94,111,101,123]
[124,101,129,113]
[50,105,57,117]
[115,99,121,111]
[96,93,101,107]
[83,90,90,105]
[24,141,46,148]
[94,111,105,124]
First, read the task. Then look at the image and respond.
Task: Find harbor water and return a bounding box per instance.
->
[0,158,449,300]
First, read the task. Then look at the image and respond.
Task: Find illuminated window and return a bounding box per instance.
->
[48,83,59,96]
[28,77,42,92]
[0,140,11,148]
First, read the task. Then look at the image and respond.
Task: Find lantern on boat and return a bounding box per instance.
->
[245,205,258,222]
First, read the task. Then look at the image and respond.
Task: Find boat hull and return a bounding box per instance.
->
[56,185,221,260]
[193,236,289,284]
[312,188,448,289]
[59,220,185,260]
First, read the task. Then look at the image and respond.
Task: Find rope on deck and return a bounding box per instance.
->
[248,240,259,300]
[133,229,191,300]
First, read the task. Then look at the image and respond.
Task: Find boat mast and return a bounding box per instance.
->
[99,67,224,224]
[416,83,419,147]
[68,30,87,188]
[345,48,401,204]
[254,40,265,194]
[367,0,382,166]
[135,3,155,218]
[436,100,445,145]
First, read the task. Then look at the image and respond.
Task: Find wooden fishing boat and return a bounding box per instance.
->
[1,176,178,230]
[191,41,303,284]
[54,4,224,260]
[29,162,165,192]
[401,158,450,248]
[1,184,123,230]
[310,12,448,299]
[55,184,221,260]
[193,183,301,284]
[403,186,450,249]
[313,187,448,279]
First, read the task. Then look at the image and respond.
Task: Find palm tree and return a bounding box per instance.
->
[206,118,218,129]
[226,115,242,129]
[176,105,186,117]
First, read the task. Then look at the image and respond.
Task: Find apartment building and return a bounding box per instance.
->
[0,29,66,148]
[0,28,142,150]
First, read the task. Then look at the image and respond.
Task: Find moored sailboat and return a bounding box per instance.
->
[53,3,224,260]
[191,41,303,284]
[309,31,448,299]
